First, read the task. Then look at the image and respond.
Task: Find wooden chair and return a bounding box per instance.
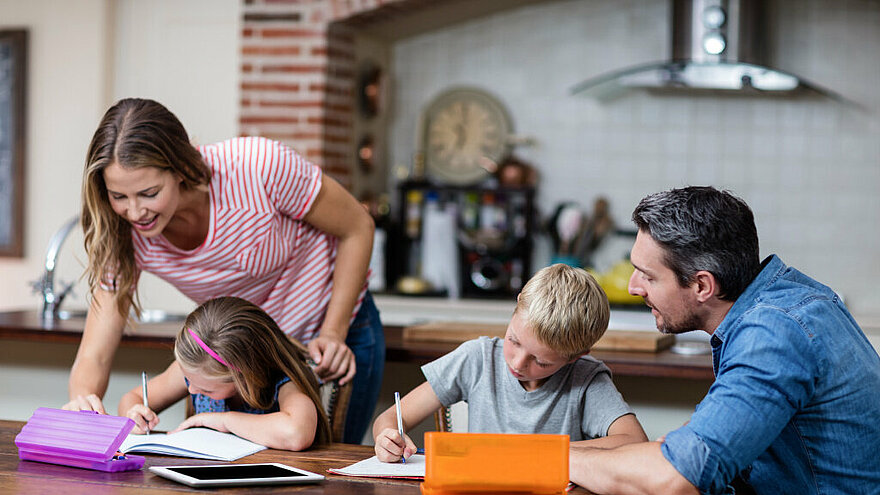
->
[433,406,453,432]
[320,378,352,443]
[433,401,470,432]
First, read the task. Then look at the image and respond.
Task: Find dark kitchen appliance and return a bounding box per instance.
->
[394,180,535,299]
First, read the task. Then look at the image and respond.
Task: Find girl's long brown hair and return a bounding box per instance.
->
[174,297,332,446]
[82,98,210,317]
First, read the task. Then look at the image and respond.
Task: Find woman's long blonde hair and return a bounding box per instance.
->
[82,98,211,317]
[174,297,332,446]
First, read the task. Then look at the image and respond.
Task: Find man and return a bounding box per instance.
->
[570,186,880,494]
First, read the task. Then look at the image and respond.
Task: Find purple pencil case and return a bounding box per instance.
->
[15,407,145,472]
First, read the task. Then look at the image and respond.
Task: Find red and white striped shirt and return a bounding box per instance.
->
[130,137,366,342]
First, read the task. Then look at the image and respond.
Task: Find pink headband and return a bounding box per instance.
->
[187,328,238,371]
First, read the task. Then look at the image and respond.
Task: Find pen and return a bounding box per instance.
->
[141,371,150,435]
[394,391,405,464]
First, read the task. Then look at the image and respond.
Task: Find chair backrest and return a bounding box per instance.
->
[434,401,470,432]
[319,378,352,443]
[434,406,453,432]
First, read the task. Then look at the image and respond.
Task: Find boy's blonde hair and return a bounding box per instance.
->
[515,264,610,359]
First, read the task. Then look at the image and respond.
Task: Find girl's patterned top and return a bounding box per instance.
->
[189,376,291,414]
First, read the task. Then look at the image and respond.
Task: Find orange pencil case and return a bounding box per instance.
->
[420,432,569,494]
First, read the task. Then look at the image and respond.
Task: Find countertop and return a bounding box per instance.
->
[0,299,715,380]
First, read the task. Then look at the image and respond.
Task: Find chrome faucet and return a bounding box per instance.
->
[33,215,80,321]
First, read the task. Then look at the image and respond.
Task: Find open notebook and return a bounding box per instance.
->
[328,454,425,479]
[119,428,266,461]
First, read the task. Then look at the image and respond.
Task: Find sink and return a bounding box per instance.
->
[56,309,186,323]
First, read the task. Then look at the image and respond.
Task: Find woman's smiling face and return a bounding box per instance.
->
[103,162,182,238]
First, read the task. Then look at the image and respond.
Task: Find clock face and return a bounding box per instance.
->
[422,88,512,185]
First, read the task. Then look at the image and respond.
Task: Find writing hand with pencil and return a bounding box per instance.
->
[371,384,442,463]
[374,426,418,463]
[118,371,163,435]
[375,391,419,463]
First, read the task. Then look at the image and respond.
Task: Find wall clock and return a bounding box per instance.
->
[420,87,513,185]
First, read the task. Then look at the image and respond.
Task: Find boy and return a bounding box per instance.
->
[373,264,647,462]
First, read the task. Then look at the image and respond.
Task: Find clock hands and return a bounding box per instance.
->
[454,102,469,149]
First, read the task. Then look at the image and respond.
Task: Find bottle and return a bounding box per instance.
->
[460,192,480,232]
[368,228,386,292]
[405,190,423,240]
[510,194,528,239]
[367,193,392,292]
[480,192,498,232]
[405,189,424,276]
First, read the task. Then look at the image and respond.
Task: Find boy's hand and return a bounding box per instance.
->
[124,403,158,434]
[171,413,228,434]
[374,427,417,463]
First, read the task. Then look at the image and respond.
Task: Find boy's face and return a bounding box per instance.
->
[503,310,578,391]
[181,366,238,401]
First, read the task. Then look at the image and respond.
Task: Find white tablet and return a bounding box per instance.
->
[149,463,325,487]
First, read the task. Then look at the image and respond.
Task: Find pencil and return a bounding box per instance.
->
[141,371,150,435]
[394,391,405,463]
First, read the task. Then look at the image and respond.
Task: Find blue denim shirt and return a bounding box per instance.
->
[661,255,880,494]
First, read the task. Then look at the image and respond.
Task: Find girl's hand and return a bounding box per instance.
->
[307,335,356,384]
[374,427,417,463]
[62,394,107,414]
[124,403,158,434]
[171,412,229,434]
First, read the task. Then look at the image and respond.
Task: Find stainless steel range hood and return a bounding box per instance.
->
[571,0,844,100]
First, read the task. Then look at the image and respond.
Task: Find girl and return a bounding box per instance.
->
[67,98,383,444]
[119,297,331,451]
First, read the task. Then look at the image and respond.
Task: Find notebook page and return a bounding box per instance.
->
[328,454,425,479]
[119,427,266,461]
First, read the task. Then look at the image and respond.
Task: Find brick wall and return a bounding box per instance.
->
[240,0,402,189]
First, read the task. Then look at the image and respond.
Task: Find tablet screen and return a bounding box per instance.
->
[165,464,307,480]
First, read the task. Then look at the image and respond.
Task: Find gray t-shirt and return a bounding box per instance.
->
[422,336,633,440]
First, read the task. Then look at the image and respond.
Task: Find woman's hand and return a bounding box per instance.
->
[374,427,417,463]
[124,403,159,434]
[171,412,229,434]
[307,334,356,384]
[62,394,107,414]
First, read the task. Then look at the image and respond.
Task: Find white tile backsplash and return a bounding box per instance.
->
[388,0,880,314]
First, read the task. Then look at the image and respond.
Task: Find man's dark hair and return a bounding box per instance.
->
[631,186,760,301]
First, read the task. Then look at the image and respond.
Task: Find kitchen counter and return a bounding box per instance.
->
[0,300,714,380]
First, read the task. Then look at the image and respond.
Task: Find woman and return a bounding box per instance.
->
[64,98,384,444]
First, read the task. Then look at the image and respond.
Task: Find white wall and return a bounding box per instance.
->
[0,0,112,311]
[0,0,240,314]
[389,0,880,316]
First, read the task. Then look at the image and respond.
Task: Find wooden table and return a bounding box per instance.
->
[0,420,592,494]
[0,310,713,380]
